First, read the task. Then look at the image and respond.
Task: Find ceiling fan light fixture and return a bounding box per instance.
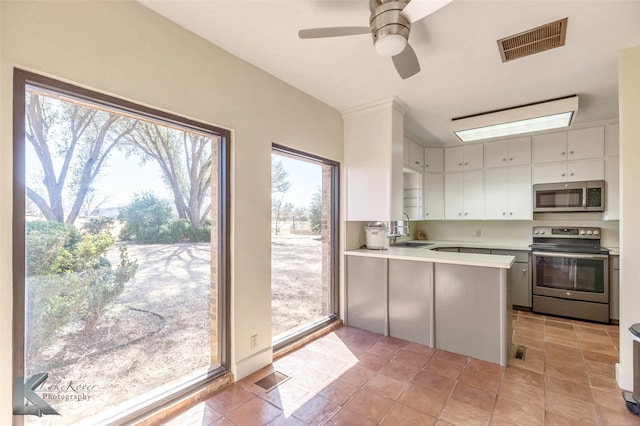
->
[375,33,407,56]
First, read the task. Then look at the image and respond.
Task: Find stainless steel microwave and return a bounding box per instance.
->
[533,180,605,212]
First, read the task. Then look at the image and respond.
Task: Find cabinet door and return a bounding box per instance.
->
[444,173,464,219]
[403,138,410,167]
[463,144,484,170]
[424,147,444,173]
[610,256,619,321]
[463,170,484,219]
[533,132,567,163]
[604,157,619,220]
[567,159,604,181]
[532,163,567,184]
[444,146,464,172]
[605,124,619,157]
[510,262,531,307]
[484,140,508,169]
[424,173,444,220]
[408,140,424,171]
[484,168,508,219]
[507,166,532,219]
[388,260,433,346]
[567,126,604,160]
[346,256,387,334]
[507,136,532,166]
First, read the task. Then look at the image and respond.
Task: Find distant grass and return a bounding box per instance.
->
[271,234,325,337]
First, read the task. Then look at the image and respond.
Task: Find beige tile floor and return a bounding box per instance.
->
[164,311,639,425]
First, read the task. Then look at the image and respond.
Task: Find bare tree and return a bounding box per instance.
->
[25,92,135,224]
[271,158,291,235]
[122,122,212,229]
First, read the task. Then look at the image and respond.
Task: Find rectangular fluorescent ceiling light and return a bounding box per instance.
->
[451,95,578,142]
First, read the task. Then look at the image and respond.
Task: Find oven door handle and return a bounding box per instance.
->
[532,251,609,260]
[583,187,587,209]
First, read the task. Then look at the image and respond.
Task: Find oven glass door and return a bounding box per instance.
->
[533,252,608,303]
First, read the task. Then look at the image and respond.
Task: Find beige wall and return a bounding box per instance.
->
[617,44,640,392]
[0,1,343,422]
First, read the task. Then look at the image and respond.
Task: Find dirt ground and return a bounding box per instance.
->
[27,236,323,425]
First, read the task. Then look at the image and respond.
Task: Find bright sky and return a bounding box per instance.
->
[273,153,321,209]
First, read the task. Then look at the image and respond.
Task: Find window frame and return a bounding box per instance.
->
[12,68,231,423]
[271,143,340,352]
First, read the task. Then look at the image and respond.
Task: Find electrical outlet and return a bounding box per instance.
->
[475,229,482,237]
[250,334,257,349]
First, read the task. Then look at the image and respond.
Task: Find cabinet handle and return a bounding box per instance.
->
[561,151,566,156]
[569,150,574,155]
[509,157,513,161]
[458,212,462,216]
[570,172,574,176]
[509,212,513,216]
[458,162,463,166]
[464,212,468,216]
[562,173,566,177]
[426,164,429,168]
[415,161,420,165]
[425,212,429,216]
[464,162,469,166]
[502,212,506,216]
[522,269,527,273]
[502,158,506,162]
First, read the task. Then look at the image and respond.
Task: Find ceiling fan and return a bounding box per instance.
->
[298,0,451,79]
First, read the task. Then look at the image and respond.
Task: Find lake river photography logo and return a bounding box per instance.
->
[14,373,98,417]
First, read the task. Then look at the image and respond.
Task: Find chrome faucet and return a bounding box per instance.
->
[403,212,410,236]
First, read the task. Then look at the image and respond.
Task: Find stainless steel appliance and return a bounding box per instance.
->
[533,180,605,212]
[531,226,610,323]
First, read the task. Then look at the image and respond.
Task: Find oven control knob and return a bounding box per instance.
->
[594,230,600,235]
[566,291,571,296]
[580,230,586,235]
[587,230,593,235]
[540,231,545,235]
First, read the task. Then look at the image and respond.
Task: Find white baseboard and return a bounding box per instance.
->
[616,362,634,392]
[232,347,273,380]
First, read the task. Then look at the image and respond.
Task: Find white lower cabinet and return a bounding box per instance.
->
[388,260,433,346]
[423,173,444,219]
[346,256,387,334]
[485,166,532,220]
[445,170,484,219]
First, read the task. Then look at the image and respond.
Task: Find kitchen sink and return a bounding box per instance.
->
[390,241,433,248]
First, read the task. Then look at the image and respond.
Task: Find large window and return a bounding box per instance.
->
[12,69,230,424]
[271,145,339,348]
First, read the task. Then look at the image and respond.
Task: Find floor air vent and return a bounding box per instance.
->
[254,371,290,392]
[497,17,568,62]
[514,345,527,360]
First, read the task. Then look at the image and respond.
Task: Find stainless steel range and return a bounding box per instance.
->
[531,226,610,323]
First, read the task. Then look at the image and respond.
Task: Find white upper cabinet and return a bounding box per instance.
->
[444,144,483,172]
[424,147,444,173]
[444,170,484,219]
[485,166,531,220]
[532,132,567,163]
[567,126,604,160]
[423,173,444,220]
[532,159,604,184]
[484,136,531,168]
[605,124,619,157]
[533,126,604,164]
[406,139,424,171]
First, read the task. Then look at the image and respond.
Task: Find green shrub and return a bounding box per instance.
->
[118,192,172,243]
[83,216,115,235]
[25,221,137,364]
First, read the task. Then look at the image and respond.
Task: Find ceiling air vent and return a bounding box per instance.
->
[497,17,568,62]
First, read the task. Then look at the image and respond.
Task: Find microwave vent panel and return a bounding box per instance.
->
[497,18,568,62]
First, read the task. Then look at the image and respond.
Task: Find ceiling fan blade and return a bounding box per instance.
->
[401,0,453,23]
[298,27,370,39]
[392,43,420,79]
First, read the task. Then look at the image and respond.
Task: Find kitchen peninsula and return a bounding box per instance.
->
[344,245,515,366]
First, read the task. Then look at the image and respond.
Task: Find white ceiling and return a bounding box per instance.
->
[138,0,640,145]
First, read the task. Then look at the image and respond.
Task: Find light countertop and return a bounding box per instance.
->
[345,241,517,269]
